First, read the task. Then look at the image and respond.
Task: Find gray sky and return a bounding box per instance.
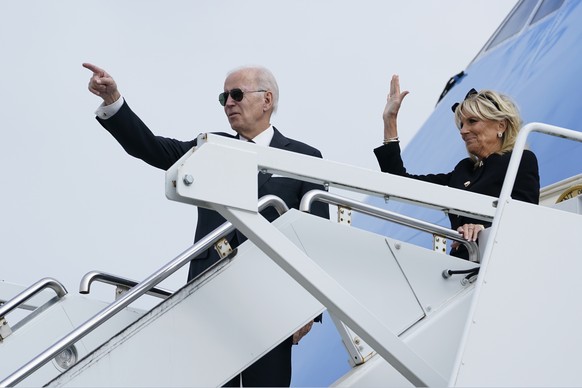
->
[1,1,515,301]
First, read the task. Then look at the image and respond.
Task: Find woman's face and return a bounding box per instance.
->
[459,114,505,159]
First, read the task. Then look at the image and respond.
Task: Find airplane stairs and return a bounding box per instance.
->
[4,123,582,387]
[1,202,480,387]
[0,278,145,387]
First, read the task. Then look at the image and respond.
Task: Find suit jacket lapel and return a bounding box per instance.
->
[258,127,289,189]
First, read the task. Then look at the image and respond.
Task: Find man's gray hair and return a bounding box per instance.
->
[227,65,279,113]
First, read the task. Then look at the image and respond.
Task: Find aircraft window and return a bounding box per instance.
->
[531,0,564,24]
[485,0,538,50]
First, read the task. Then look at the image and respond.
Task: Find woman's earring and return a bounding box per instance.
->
[497,132,503,138]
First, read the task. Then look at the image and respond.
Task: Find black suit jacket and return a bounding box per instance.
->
[98,101,330,280]
[374,142,540,258]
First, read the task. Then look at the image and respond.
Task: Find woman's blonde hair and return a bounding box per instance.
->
[453,89,522,158]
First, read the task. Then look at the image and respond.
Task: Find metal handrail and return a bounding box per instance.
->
[476,122,582,268]
[300,190,480,262]
[0,301,38,312]
[79,271,173,300]
[0,278,67,319]
[497,122,582,208]
[0,195,288,387]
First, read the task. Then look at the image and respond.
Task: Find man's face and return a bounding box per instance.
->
[222,70,270,137]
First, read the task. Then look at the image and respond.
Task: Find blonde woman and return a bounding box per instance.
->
[374,75,540,259]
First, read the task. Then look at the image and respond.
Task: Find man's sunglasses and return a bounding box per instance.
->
[219,88,267,106]
[451,88,500,112]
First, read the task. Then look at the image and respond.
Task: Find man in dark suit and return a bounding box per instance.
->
[83,63,329,387]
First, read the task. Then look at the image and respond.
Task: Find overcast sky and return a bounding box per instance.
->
[1,0,515,313]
